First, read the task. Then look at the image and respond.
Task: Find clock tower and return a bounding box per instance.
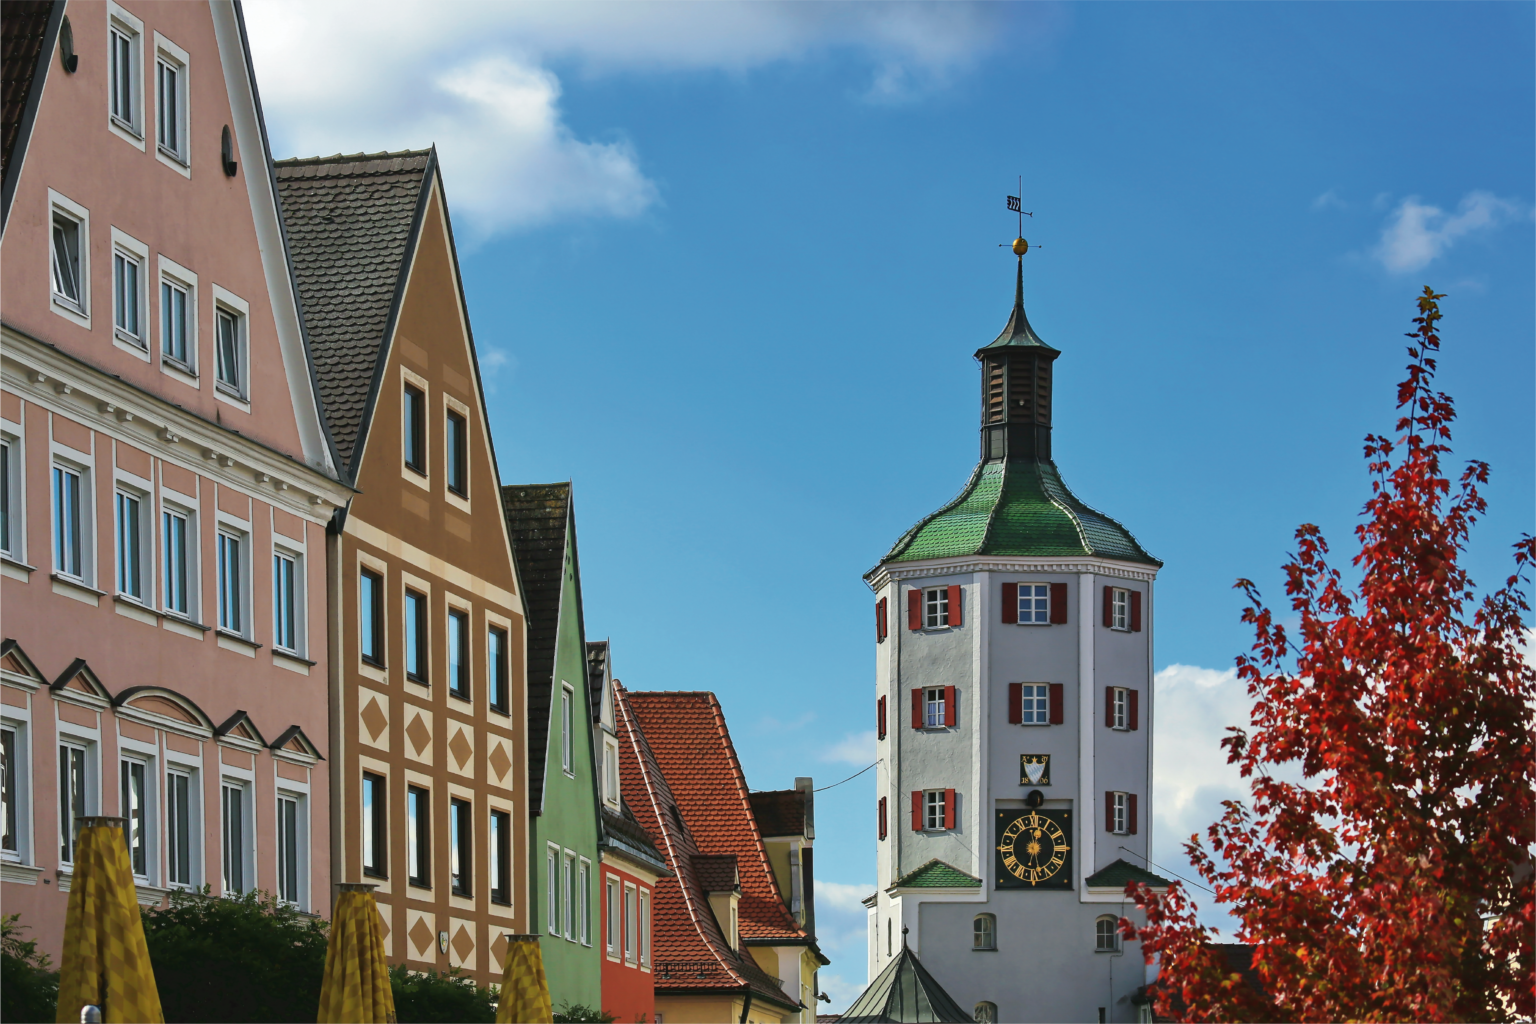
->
[861,247,1171,1023]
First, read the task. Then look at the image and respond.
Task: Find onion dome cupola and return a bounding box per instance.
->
[872,250,1161,571]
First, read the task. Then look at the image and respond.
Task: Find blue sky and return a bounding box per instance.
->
[248,2,1534,1008]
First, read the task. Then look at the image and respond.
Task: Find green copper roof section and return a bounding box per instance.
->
[1084,858,1174,889]
[891,858,981,889]
[879,458,1161,568]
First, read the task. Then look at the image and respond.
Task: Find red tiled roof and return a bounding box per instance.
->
[614,684,802,1011]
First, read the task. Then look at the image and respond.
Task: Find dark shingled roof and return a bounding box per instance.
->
[2,1,52,181]
[273,150,432,475]
[749,789,806,839]
[600,801,668,877]
[694,854,739,893]
[585,639,608,723]
[1085,858,1173,889]
[501,482,572,815]
[840,941,970,1023]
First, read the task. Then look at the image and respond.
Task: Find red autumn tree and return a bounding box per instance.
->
[1122,288,1535,1022]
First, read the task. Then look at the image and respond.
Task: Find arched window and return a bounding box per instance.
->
[974,1002,998,1023]
[1095,915,1120,952]
[972,913,996,950]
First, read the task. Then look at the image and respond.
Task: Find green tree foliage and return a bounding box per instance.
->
[140,888,327,1023]
[1,915,59,1024]
[388,963,496,1023]
[552,1001,618,1023]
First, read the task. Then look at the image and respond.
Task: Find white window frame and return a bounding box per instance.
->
[48,191,91,326]
[924,788,947,832]
[106,3,145,147]
[211,286,250,407]
[160,499,196,621]
[110,228,150,358]
[158,257,198,381]
[1111,791,1129,835]
[1017,582,1050,624]
[51,454,92,585]
[1096,915,1121,952]
[638,885,650,967]
[0,428,24,561]
[563,849,577,940]
[117,741,156,884]
[153,32,191,173]
[972,913,996,951]
[1112,687,1129,730]
[215,523,250,638]
[114,483,151,604]
[605,874,620,957]
[1111,587,1130,631]
[272,545,304,656]
[923,686,945,730]
[546,844,559,935]
[57,734,97,866]
[624,882,637,963]
[923,586,950,629]
[578,858,592,946]
[1,719,30,864]
[603,737,620,809]
[164,760,200,889]
[221,776,254,895]
[560,684,574,776]
[275,787,308,909]
[1020,683,1049,726]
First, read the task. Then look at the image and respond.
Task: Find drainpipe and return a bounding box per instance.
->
[739,991,753,1024]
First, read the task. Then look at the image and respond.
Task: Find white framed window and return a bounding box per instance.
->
[273,548,303,654]
[107,4,144,139]
[154,34,190,166]
[975,1002,998,1023]
[0,433,21,559]
[112,244,145,349]
[605,875,620,956]
[1096,915,1121,952]
[603,738,620,808]
[158,258,197,373]
[546,845,559,935]
[1020,684,1049,725]
[212,287,251,404]
[276,789,306,907]
[49,191,90,324]
[162,504,192,618]
[58,739,95,863]
[624,883,637,963]
[122,759,151,879]
[560,685,574,775]
[578,859,591,946]
[924,789,947,831]
[923,586,950,628]
[1018,583,1050,624]
[222,778,252,894]
[166,765,196,887]
[2,722,30,861]
[638,886,649,966]
[52,460,89,582]
[563,850,576,940]
[216,528,246,635]
[1111,791,1129,835]
[1111,587,1130,631]
[924,687,946,730]
[1112,687,1128,731]
[115,488,149,601]
[972,913,996,951]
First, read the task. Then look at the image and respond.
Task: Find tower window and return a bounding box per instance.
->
[924,586,950,628]
[1111,587,1130,630]
[975,1002,998,1023]
[1096,915,1121,952]
[972,913,996,950]
[1018,583,1049,623]
[924,687,946,729]
[1019,684,1049,725]
[924,789,948,831]
[1112,687,1128,730]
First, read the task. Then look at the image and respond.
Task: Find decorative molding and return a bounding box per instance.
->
[867,557,1159,591]
[1,861,43,884]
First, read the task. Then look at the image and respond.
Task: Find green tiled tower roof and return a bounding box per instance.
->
[891,858,982,889]
[874,255,1160,571]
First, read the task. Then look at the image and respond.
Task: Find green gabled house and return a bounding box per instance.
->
[502,483,602,1009]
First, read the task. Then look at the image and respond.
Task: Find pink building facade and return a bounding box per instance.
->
[0,0,349,959]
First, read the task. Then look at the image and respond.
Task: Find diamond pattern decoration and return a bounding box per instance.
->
[449,727,472,770]
[488,740,512,783]
[378,906,391,941]
[361,696,388,742]
[408,916,435,957]
[490,932,508,970]
[406,712,432,756]
[452,923,475,962]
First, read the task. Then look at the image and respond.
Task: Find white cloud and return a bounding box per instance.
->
[1373,190,1527,273]
[823,730,877,766]
[1312,188,1345,211]
[241,2,1020,239]
[813,881,878,1011]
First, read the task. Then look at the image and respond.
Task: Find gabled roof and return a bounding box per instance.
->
[890,859,980,889]
[585,640,609,723]
[501,482,574,816]
[613,684,801,1012]
[273,149,432,475]
[1084,858,1173,890]
[840,939,971,1023]
[694,854,739,893]
[0,0,58,229]
[749,789,807,839]
[599,801,668,877]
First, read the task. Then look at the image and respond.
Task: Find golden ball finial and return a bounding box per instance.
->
[1012,237,1029,256]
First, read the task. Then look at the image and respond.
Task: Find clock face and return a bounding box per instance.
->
[995,809,1072,889]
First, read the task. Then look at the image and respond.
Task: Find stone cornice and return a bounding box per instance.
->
[866,556,1160,591]
[1,324,351,520]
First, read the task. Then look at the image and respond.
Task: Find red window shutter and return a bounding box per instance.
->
[1001,583,1017,624]
[876,598,888,642]
[1131,590,1142,632]
[1129,794,1138,835]
[877,695,887,739]
[908,589,922,631]
[1050,582,1068,624]
[944,789,956,830]
[1103,585,1113,627]
[912,791,923,831]
[912,688,923,729]
[1048,683,1064,725]
[1129,689,1139,731]
[944,685,956,726]
[879,797,887,840]
[1105,686,1114,728]
[1105,793,1114,833]
[947,585,962,627]
[1008,683,1022,724]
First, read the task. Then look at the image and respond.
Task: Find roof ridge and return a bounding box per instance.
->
[274,147,432,167]
[872,459,989,570]
[1033,458,1093,555]
[1037,460,1162,565]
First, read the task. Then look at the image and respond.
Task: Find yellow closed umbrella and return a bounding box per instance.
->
[55,816,163,1024]
[495,934,552,1024]
[317,883,396,1024]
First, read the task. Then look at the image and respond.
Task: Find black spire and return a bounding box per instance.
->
[974,255,1059,462]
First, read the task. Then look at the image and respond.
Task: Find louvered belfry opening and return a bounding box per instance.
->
[980,347,1055,462]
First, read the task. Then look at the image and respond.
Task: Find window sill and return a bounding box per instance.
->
[51,573,104,606]
[216,630,261,657]
[273,647,315,667]
[449,690,472,704]
[1,555,36,580]
[113,594,159,626]
[160,359,199,388]
[214,387,251,414]
[972,947,997,953]
[51,296,90,328]
[162,612,211,632]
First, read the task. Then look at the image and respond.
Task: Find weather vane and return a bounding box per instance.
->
[1000,174,1039,256]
